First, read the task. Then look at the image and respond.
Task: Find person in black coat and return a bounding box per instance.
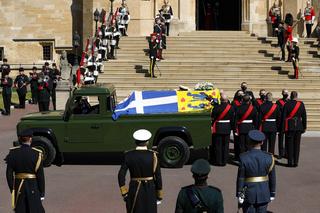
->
[232,90,244,160]
[37,77,51,112]
[277,21,286,61]
[1,58,11,78]
[1,74,13,115]
[234,95,258,155]
[4,129,45,213]
[276,89,289,159]
[281,91,307,167]
[237,130,276,213]
[148,33,158,78]
[14,67,29,109]
[259,92,281,155]
[51,63,61,110]
[210,94,234,166]
[234,82,256,106]
[29,67,39,105]
[118,129,163,213]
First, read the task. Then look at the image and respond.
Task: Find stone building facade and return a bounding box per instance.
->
[0,0,318,65]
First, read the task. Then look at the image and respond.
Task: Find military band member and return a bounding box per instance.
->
[291,38,300,79]
[268,2,281,37]
[259,92,281,155]
[1,58,11,78]
[236,130,276,213]
[1,74,13,115]
[118,0,130,36]
[5,129,45,213]
[234,95,258,155]
[51,63,61,110]
[282,91,307,167]
[210,94,234,166]
[118,129,163,213]
[37,76,51,112]
[14,67,29,109]
[29,67,39,105]
[303,1,315,38]
[276,89,289,159]
[175,159,224,213]
[159,0,173,36]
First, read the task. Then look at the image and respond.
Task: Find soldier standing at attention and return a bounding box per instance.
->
[276,89,289,159]
[175,159,224,213]
[210,94,234,166]
[37,76,51,112]
[237,130,276,213]
[5,129,45,213]
[234,82,256,106]
[231,90,244,161]
[29,66,39,105]
[282,91,307,167]
[1,58,11,78]
[14,67,29,109]
[118,129,163,213]
[51,63,61,110]
[0,74,13,115]
[159,0,173,36]
[149,33,158,78]
[259,92,281,155]
[303,1,315,38]
[255,89,266,110]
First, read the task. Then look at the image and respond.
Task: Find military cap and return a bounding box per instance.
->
[191,159,211,176]
[18,129,33,137]
[133,129,152,143]
[87,65,96,71]
[248,130,265,143]
[44,62,49,66]
[19,67,24,72]
[52,63,57,67]
[32,66,37,70]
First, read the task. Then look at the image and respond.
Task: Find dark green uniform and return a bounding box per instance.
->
[14,73,29,108]
[0,76,13,115]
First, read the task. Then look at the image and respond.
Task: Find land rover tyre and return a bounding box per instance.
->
[157,136,190,168]
[32,136,56,167]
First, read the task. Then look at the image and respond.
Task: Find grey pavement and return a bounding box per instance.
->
[0,105,320,212]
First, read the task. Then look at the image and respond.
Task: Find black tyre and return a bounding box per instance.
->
[32,136,56,167]
[157,136,190,168]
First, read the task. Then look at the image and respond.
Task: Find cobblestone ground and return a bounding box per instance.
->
[0,105,319,213]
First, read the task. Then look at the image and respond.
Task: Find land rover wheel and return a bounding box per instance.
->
[157,136,190,168]
[32,136,56,167]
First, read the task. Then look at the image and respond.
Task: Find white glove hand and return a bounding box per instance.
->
[157,200,162,205]
[238,197,244,204]
[270,197,275,201]
[41,197,45,201]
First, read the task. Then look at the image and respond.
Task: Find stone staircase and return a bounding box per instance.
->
[100,31,320,130]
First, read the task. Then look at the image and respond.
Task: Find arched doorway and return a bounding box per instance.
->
[196,0,242,30]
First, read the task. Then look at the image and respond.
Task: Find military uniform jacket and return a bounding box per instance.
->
[149,39,158,59]
[0,77,13,94]
[281,100,307,132]
[234,90,256,103]
[52,68,61,88]
[14,74,29,94]
[237,149,276,204]
[234,103,258,134]
[211,102,235,135]
[29,73,39,91]
[258,101,281,133]
[175,184,224,213]
[291,45,300,60]
[118,147,162,213]
[38,82,51,102]
[5,144,45,213]
[276,98,288,110]
[1,64,11,78]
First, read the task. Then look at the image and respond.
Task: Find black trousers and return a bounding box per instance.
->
[261,132,276,154]
[306,24,312,38]
[285,131,302,167]
[239,134,249,154]
[31,89,38,104]
[2,92,11,114]
[51,88,56,110]
[280,43,285,60]
[243,202,268,213]
[38,101,49,112]
[17,91,26,108]
[165,23,170,36]
[234,134,240,160]
[278,132,285,158]
[211,134,230,166]
[149,57,156,77]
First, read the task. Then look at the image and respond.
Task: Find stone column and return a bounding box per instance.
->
[249,0,268,36]
[242,0,250,31]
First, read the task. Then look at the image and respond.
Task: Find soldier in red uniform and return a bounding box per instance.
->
[276,89,289,159]
[268,2,281,36]
[284,13,294,62]
[303,1,315,38]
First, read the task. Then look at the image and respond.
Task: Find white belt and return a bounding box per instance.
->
[265,119,276,122]
[217,120,230,123]
[242,120,253,123]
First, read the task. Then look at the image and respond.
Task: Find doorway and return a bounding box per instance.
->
[196,0,242,30]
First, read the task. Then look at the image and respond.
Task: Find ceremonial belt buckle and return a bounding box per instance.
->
[244,176,268,183]
[131,177,153,182]
[265,119,276,122]
[15,173,36,179]
[242,120,253,123]
[218,120,230,123]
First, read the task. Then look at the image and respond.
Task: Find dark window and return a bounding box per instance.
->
[42,44,52,60]
[0,47,3,61]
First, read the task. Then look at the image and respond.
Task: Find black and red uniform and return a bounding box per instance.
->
[276,98,289,158]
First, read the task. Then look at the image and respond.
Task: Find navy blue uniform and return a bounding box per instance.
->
[237,149,276,213]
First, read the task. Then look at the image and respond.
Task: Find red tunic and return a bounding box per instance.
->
[304,7,315,22]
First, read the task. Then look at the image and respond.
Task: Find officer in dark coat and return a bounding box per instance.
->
[276,89,289,159]
[210,94,234,166]
[51,63,61,110]
[282,91,307,167]
[118,129,163,213]
[237,130,276,213]
[14,68,29,108]
[29,66,39,105]
[5,129,45,213]
[148,33,158,78]
[234,82,256,106]
[175,159,224,213]
[255,89,266,109]
[259,93,281,155]
[1,58,11,78]
[231,90,244,160]
[234,95,258,155]
[37,76,51,112]
[277,21,286,61]
[0,74,13,115]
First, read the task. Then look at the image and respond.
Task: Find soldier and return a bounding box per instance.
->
[259,92,281,155]
[284,13,294,62]
[276,89,289,159]
[51,63,61,110]
[149,33,158,78]
[282,91,307,167]
[29,67,39,105]
[210,94,234,166]
[303,1,315,38]
[268,2,281,37]
[231,90,244,160]
[14,67,29,109]
[277,21,286,61]
[256,89,266,109]
[118,129,163,213]
[159,0,173,36]
[0,74,13,115]
[1,58,11,78]
[175,159,224,213]
[290,38,300,79]
[118,0,130,36]
[236,130,276,213]
[234,82,256,105]
[4,129,45,213]
[154,17,165,60]
[234,95,258,155]
[37,76,51,112]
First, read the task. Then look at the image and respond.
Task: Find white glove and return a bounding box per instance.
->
[41,197,45,201]
[238,197,244,204]
[157,200,162,205]
[270,197,275,201]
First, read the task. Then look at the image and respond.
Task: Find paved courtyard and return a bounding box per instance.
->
[0,105,319,213]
